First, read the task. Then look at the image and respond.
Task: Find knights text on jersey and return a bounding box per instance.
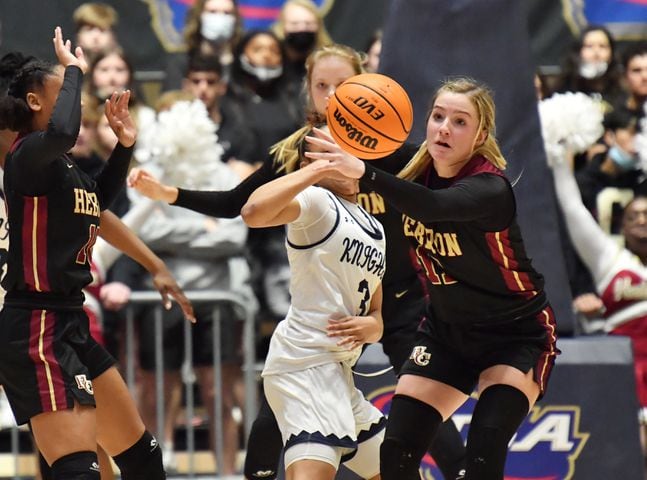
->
[263,186,385,375]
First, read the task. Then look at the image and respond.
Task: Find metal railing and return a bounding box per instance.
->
[3,289,257,479]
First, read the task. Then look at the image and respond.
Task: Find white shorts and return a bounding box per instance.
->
[264,361,385,475]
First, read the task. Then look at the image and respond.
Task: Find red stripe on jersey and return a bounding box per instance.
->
[485,230,535,296]
[534,307,558,396]
[28,310,66,412]
[22,197,50,292]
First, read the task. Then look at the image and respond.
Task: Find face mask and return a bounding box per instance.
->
[609,145,638,171]
[285,31,317,53]
[239,55,283,82]
[200,12,236,42]
[579,60,608,79]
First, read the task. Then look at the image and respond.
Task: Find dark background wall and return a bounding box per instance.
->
[1,0,642,73]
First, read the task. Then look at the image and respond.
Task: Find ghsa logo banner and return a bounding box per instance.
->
[367,386,589,480]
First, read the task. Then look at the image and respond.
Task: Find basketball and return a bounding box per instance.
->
[326,73,413,160]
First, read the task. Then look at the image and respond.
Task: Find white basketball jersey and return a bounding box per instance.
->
[263,186,386,375]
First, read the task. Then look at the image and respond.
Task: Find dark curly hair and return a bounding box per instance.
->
[0,53,55,132]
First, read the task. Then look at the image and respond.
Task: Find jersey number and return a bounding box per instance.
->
[416,247,456,285]
[358,279,370,316]
[76,224,99,265]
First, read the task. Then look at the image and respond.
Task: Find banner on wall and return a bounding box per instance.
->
[561,0,647,40]
[141,0,334,52]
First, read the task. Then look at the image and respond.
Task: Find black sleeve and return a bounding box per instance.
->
[370,142,419,175]
[361,164,514,229]
[12,66,83,195]
[173,156,280,218]
[96,143,134,210]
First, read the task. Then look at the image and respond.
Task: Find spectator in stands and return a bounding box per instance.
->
[616,42,647,121]
[164,0,243,90]
[554,25,624,111]
[364,30,382,74]
[182,53,258,178]
[272,0,332,89]
[576,109,643,230]
[227,30,303,167]
[73,2,120,63]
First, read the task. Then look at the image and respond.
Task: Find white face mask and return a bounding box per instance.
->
[579,60,608,79]
[240,55,283,82]
[200,12,236,42]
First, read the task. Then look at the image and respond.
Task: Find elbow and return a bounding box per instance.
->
[241,201,264,228]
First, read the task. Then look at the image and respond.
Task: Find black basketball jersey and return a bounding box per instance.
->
[412,156,546,325]
[3,145,99,304]
[362,155,547,326]
[2,66,131,308]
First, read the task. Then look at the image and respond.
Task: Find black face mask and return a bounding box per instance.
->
[285,31,317,54]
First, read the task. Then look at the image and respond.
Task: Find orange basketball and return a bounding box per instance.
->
[326,73,413,160]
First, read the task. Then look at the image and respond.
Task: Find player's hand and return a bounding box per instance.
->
[151,267,196,323]
[128,167,179,203]
[327,315,383,350]
[305,127,366,179]
[105,90,137,148]
[52,26,88,74]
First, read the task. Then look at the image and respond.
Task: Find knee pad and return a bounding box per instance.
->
[380,394,443,480]
[428,419,466,479]
[243,398,283,480]
[113,431,165,480]
[51,451,100,479]
[465,385,529,479]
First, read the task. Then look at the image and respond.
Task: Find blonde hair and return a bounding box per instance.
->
[73,3,118,31]
[398,77,506,181]
[271,44,365,173]
[273,0,332,48]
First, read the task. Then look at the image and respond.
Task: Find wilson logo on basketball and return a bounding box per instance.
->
[332,107,379,150]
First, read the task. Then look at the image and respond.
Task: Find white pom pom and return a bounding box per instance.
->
[133,100,225,189]
[538,92,605,160]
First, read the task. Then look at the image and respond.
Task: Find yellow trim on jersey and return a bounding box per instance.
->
[495,232,525,291]
[539,309,557,389]
[38,309,57,411]
[31,198,41,292]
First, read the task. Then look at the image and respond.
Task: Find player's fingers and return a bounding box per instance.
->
[312,126,336,143]
[169,288,196,323]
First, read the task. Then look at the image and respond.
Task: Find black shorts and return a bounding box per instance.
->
[380,276,427,374]
[138,302,243,371]
[0,306,116,425]
[399,305,559,399]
